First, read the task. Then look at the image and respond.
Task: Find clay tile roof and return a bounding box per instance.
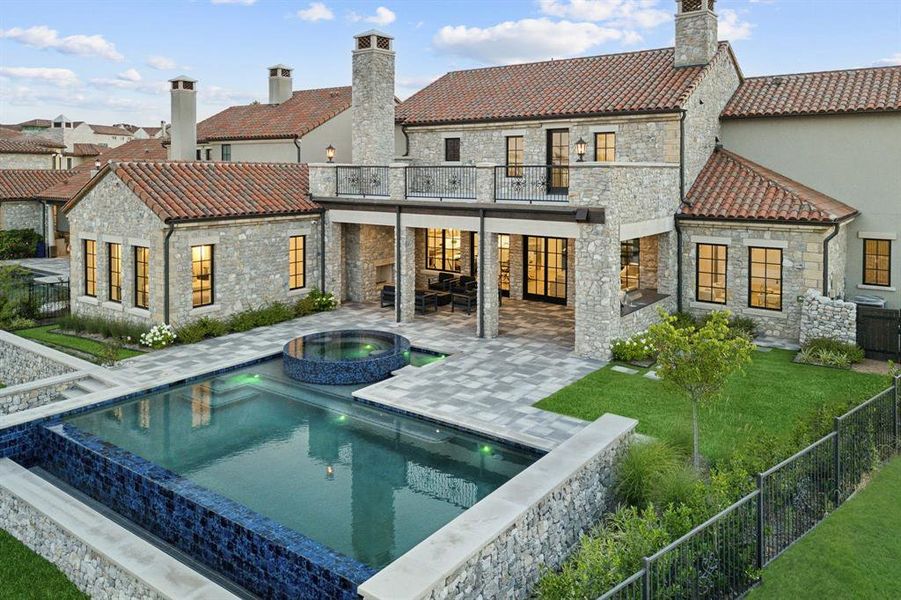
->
[69,143,107,157]
[722,66,901,119]
[88,124,133,136]
[395,43,735,126]
[19,119,52,128]
[197,86,352,142]
[0,169,74,201]
[0,138,60,155]
[66,161,316,222]
[680,148,858,224]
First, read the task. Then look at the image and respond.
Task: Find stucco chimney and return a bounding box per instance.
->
[269,64,293,105]
[674,0,718,68]
[351,30,395,165]
[169,75,197,161]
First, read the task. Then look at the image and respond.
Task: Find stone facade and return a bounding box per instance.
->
[0,335,74,387]
[0,201,43,236]
[681,221,841,340]
[674,6,718,68]
[477,231,499,338]
[799,289,857,345]
[344,223,394,303]
[352,34,395,165]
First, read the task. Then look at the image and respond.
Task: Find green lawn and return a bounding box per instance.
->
[750,455,901,599]
[0,529,87,599]
[15,325,143,363]
[535,349,888,464]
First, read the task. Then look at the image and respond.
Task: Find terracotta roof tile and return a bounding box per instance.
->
[88,124,133,136]
[0,170,74,200]
[65,161,317,222]
[197,86,351,142]
[0,139,59,155]
[722,66,901,119]
[680,148,858,224]
[69,143,107,157]
[395,44,735,125]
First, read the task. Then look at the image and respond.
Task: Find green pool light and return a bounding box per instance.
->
[480,444,492,454]
[337,414,348,423]
[230,374,261,385]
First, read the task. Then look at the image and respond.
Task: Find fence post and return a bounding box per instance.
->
[756,474,765,569]
[833,417,842,506]
[642,557,651,600]
[894,375,900,451]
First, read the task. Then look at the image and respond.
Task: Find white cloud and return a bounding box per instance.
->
[396,73,441,99]
[348,6,396,26]
[538,0,669,29]
[117,68,142,82]
[297,2,334,21]
[200,85,257,105]
[146,55,177,70]
[875,52,901,66]
[0,66,79,87]
[434,18,634,64]
[210,0,257,4]
[718,9,753,41]
[0,25,123,61]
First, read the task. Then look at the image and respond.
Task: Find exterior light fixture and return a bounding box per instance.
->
[326,465,335,479]
[575,137,587,162]
[94,159,102,169]
[326,144,336,163]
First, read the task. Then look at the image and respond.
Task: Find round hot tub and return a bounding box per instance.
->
[283,329,411,385]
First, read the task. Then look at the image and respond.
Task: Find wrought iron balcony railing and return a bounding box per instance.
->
[405,166,476,201]
[494,165,569,203]
[335,165,389,197]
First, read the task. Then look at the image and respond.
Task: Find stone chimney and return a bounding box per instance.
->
[169,75,197,161]
[674,0,718,68]
[351,30,395,165]
[268,64,293,105]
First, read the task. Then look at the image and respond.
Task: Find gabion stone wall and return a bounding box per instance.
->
[0,335,74,387]
[799,288,857,345]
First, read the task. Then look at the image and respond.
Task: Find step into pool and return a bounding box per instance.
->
[37,358,537,598]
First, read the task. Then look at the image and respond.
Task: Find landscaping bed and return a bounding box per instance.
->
[0,529,88,599]
[14,325,143,364]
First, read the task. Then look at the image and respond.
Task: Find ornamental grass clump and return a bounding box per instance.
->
[796,337,865,369]
[140,324,176,349]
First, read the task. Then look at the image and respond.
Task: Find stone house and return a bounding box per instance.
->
[0,128,66,170]
[63,161,320,328]
[0,169,74,256]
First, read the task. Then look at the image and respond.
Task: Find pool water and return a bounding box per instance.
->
[64,359,534,569]
[408,349,447,367]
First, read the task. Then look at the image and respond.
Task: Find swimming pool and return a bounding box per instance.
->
[43,358,535,596]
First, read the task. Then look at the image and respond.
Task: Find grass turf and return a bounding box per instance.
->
[0,529,88,599]
[15,325,143,363]
[535,349,888,464]
[749,455,901,599]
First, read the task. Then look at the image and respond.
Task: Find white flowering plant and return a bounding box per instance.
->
[611,332,657,363]
[140,324,177,349]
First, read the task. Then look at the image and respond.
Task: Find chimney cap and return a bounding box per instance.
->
[169,75,198,83]
[354,29,393,40]
[269,64,292,71]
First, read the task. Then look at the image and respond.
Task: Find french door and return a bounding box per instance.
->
[546,129,569,195]
[524,236,567,304]
[470,233,511,296]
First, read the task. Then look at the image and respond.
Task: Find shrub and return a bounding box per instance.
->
[254,302,295,326]
[57,314,149,341]
[98,338,123,366]
[0,229,42,260]
[175,320,210,344]
[615,440,681,507]
[140,324,176,349]
[610,332,656,363]
[649,465,703,509]
[3,317,37,331]
[699,313,757,339]
[799,337,865,366]
[0,266,35,326]
[671,311,698,330]
[226,310,259,333]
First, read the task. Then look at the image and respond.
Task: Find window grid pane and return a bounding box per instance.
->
[444,138,460,162]
[620,239,640,292]
[84,240,96,297]
[748,246,782,310]
[862,239,891,287]
[108,243,122,302]
[134,247,149,309]
[425,228,462,273]
[696,243,727,304]
[594,132,616,162]
[506,136,524,177]
[289,235,305,290]
[191,244,214,308]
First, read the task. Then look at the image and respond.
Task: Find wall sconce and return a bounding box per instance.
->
[575,137,587,162]
[94,159,101,170]
[325,144,336,163]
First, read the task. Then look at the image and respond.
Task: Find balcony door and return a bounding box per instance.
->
[546,129,569,195]
[524,236,567,304]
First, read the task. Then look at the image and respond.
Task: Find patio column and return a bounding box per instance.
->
[396,223,416,322]
[574,222,620,359]
[323,214,345,303]
[477,230,499,338]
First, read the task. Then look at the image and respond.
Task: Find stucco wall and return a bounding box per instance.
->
[0,201,43,236]
[0,153,55,169]
[721,112,901,307]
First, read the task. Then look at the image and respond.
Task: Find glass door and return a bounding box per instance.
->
[498,234,510,295]
[546,129,569,195]
[524,236,567,304]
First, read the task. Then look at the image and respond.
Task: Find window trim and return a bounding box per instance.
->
[83,239,96,297]
[695,243,727,305]
[289,235,306,290]
[425,228,462,273]
[444,137,461,163]
[594,131,616,162]
[748,246,783,311]
[134,246,149,309]
[221,144,231,162]
[191,244,214,308]
[862,238,892,287]
[505,135,524,177]
[107,242,122,303]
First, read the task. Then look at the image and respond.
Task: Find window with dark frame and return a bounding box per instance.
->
[191,244,214,308]
[620,239,640,292]
[108,243,122,302]
[749,247,782,310]
[84,239,96,297]
[696,243,727,304]
[195,149,201,160]
[425,228,462,273]
[444,138,460,162]
[134,247,149,309]
[594,132,616,162]
[289,235,305,290]
[205,148,212,161]
[863,239,891,287]
[505,136,524,177]
[221,144,232,162]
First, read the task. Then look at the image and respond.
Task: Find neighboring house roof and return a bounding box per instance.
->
[41,138,169,201]
[0,138,59,155]
[395,43,738,126]
[196,86,352,142]
[68,143,107,157]
[722,66,901,119]
[0,169,73,201]
[141,126,162,137]
[18,119,52,128]
[88,124,133,136]
[0,127,66,152]
[65,161,316,222]
[680,148,858,224]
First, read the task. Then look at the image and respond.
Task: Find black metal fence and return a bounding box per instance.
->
[494,165,570,203]
[335,166,389,197]
[599,376,900,600]
[405,166,476,200]
[28,280,70,320]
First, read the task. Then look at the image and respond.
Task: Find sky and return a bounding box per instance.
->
[1,0,899,126]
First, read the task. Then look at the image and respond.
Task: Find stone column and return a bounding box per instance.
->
[396,225,416,322]
[323,216,345,303]
[308,164,337,197]
[389,163,406,201]
[574,222,620,359]
[477,231,499,338]
[509,234,524,300]
[475,163,496,203]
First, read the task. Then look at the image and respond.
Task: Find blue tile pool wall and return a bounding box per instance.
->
[36,423,375,600]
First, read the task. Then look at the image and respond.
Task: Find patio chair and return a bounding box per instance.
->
[428,272,458,292]
[451,289,478,315]
[415,290,439,314]
[450,276,477,295]
[380,285,395,308]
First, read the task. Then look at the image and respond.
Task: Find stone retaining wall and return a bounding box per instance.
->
[799,288,857,345]
[0,376,73,416]
[0,335,74,387]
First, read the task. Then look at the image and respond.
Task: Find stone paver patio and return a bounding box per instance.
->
[111,300,600,450]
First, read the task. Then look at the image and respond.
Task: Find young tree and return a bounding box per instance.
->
[647,310,755,471]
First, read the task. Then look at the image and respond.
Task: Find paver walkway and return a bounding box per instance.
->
[112,300,599,450]
[0,257,70,281]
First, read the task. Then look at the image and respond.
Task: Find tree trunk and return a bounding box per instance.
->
[692,399,701,471]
